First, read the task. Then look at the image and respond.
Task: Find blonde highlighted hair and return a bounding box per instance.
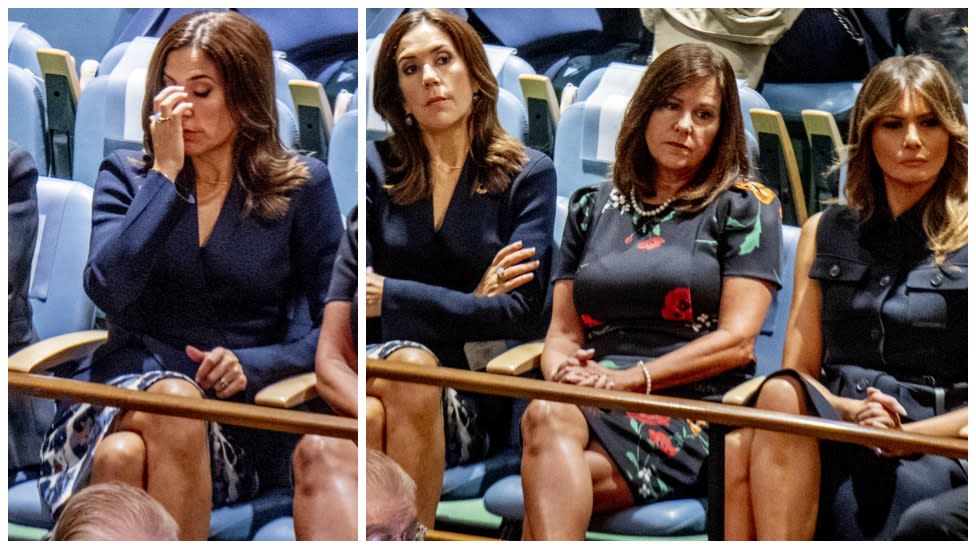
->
[843,54,967,263]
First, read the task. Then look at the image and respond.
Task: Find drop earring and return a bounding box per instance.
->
[405,113,414,127]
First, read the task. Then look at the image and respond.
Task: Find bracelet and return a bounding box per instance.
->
[638,361,651,395]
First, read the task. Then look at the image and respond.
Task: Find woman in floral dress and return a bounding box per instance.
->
[518,43,782,540]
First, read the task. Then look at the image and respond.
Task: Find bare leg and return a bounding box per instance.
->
[521,400,620,540]
[292,435,358,540]
[365,347,444,527]
[365,396,385,450]
[94,378,211,540]
[92,431,147,488]
[751,377,820,540]
[723,427,757,540]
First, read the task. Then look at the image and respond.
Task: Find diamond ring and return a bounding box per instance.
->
[149,112,171,124]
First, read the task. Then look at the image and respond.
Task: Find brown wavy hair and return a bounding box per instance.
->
[843,54,968,263]
[612,43,750,212]
[141,10,308,220]
[372,8,527,205]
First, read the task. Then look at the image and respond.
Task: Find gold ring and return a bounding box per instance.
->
[150,112,171,124]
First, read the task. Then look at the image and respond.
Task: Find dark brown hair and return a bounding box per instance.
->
[843,54,967,263]
[372,8,527,205]
[141,10,308,220]
[612,42,750,212]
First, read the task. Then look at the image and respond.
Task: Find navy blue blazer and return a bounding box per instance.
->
[367,141,556,369]
[76,150,343,402]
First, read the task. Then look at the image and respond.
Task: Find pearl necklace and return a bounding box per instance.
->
[629,188,675,218]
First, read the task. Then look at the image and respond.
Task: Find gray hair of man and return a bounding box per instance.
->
[51,482,180,540]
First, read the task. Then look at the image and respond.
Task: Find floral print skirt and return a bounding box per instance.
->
[38,370,260,518]
[582,358,710,504]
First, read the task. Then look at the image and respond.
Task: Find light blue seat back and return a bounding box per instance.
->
[7,21,51,76]
[8,63,49,174]
[72,36,301,187]
[553,63,643,197]
[28,177,96,340]
[753,224,801,376]
[483,43,536,106]
[328,108,359,217]
[761,81,862,123]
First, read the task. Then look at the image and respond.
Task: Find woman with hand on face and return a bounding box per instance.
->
[723,55,968,540]
[37,11,343,540]
[518,43,783,540]
[366,8,556,526]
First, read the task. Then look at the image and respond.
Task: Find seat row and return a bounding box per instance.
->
[8,17,359,217]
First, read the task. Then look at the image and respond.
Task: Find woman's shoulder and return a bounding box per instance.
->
[718,180,781,209]
[519,146,555,176]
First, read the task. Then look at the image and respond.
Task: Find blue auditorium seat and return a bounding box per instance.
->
[8,64,49,175]
[8,177,96,541]
[327,107,359,217]
[761,81,862,126]
[7,21,52,76]
[71,36,302,187]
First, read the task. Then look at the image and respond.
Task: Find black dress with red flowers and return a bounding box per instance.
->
[552,180,782,503]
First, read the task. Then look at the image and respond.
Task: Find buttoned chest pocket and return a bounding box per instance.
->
[905,266,967,329]
[809,256,870,320]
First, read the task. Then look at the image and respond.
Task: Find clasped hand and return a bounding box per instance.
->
[851,387,910,457]
[552,348,616,390]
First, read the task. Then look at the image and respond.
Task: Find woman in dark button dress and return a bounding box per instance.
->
[518,43,783,540]
[37,12,343,539]
[724,55,968,540]
[365,9,556,525]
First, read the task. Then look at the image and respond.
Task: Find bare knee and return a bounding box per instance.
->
[93,431,146,479]
[755,377,806,415]
[129,378,208,451]
[366,397,386,448]
[520,400,582,449]
[387,347,438,369]
[293,435,357,493]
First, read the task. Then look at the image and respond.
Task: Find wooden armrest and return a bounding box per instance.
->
[289,79,334,136]
[750,108,808,224]
[520,74,560,126]
[37,48,81,103]
[254,372,318,409]
[8,330,108,374]
[722,375,767,406]
[485,341,544,376]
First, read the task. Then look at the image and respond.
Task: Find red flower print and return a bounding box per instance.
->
[625,234,634,245]
[637,236,665,251]
[580,314,605,328]
[648,430,678,457]
[628,412,671,426]
[661,287,692,322]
